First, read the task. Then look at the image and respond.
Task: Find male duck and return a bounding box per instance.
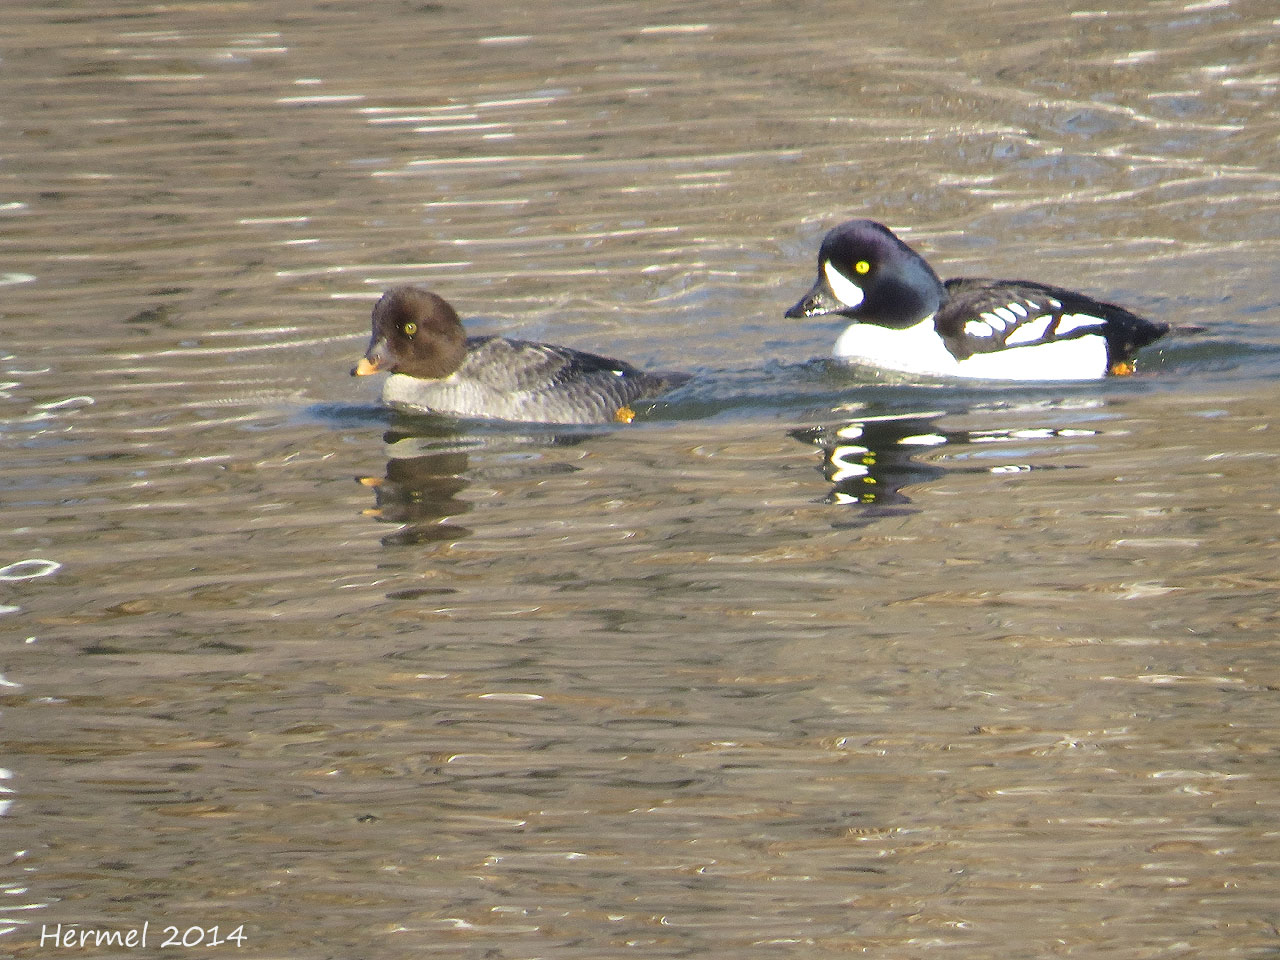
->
[786,219,1168,380]
[352,286,690,424]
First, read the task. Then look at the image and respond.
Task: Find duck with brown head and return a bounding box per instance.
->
[353,286,691,425]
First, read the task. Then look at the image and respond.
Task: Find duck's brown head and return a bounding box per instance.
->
[352,286,467,380]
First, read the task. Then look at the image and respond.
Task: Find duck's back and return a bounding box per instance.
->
[382,336,689,424]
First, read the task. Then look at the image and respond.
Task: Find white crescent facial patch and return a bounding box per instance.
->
[823,260,865,309]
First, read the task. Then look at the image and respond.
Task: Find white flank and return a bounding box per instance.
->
[832,315,1108,381]
[823,261,865,308]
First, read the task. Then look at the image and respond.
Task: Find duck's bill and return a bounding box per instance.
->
[785,281,843,319]
[351,339,392,376]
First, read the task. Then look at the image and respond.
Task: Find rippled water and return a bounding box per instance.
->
[3,1,1279,957]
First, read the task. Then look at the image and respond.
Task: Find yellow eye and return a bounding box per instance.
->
[402,321,418,336]
[854,260,871,274]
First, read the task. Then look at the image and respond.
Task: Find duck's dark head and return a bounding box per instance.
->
[785,219,946,329]
[352,286,467,380]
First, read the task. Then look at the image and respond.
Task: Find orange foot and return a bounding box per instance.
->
[614,405,637,424]
[1108,360,1135,376]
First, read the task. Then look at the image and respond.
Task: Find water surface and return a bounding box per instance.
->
[3,1,1279,958]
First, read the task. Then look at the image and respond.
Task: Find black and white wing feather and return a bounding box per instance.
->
[935,279,1104,358]
[935,278,1168,370]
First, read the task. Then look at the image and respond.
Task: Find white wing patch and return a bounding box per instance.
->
[965,308,1015,338]
[1054,313,1104,336]
[823,260,865,309]
[961,299,1102,348]
[963,302,1048,341]
[1004,316,1053,345]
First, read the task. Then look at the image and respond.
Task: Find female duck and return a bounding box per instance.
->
[786,219,1168,381]
[352,286,690,424]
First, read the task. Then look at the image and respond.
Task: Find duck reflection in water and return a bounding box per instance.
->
[357,421,590,546]
[791,412,1098,520]
[358,443,474,547]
